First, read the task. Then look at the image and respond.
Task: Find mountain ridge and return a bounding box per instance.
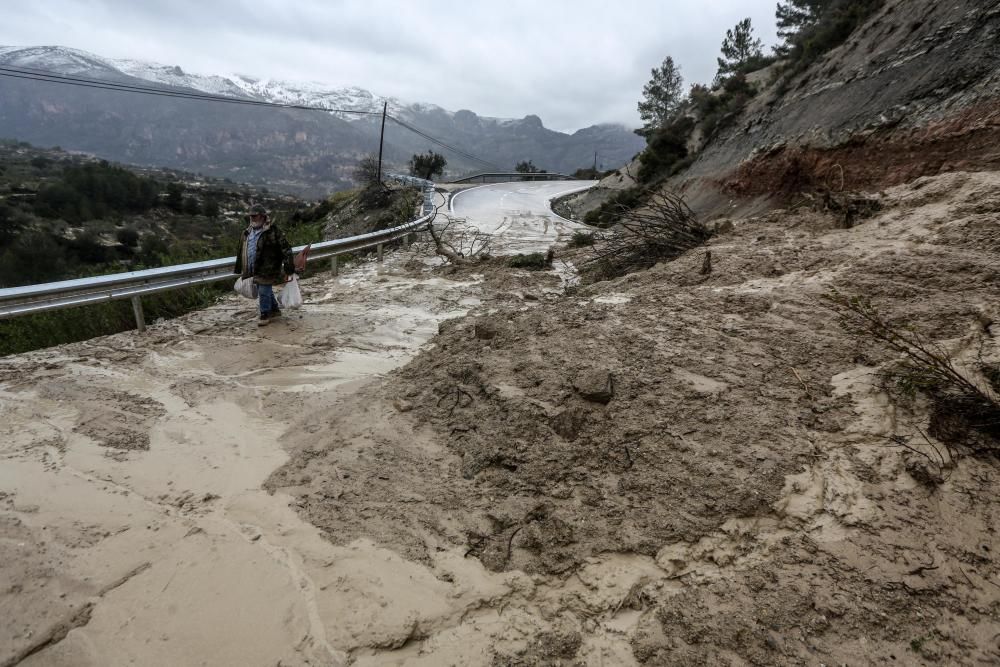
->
[0,45,645,194]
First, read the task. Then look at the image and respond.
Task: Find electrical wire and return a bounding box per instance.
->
[0,66,380,114]
[386,115,504,170]
[0,64,505,169]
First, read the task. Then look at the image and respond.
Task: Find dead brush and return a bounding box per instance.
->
[583,188,710,281]
[426,207,492,265]
[825,292,1000,455]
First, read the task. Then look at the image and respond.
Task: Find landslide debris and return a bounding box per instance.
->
[271,170,1000,665]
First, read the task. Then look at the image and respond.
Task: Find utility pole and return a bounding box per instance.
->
[377,100,388,183]
[593,151,598,173]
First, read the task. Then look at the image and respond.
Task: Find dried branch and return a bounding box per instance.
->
[825,291,1000,452]
[426,201,492,264]
[584,188,710,280]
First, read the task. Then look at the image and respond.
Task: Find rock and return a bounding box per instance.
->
[714,219,735,235]
[904,452,944,486]
[437,319,460,335]
[573,369,614,404]
[549,406,587,440]
[474,322,498,340]
[393,399,414,413]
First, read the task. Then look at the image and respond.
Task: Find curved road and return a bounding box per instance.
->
[449,180,596,254]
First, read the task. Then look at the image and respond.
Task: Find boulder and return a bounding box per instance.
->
[573,369,614,404]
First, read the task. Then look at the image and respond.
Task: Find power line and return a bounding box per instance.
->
[386,115,503,170]
[0,64,506,170]
[0,66,380,115]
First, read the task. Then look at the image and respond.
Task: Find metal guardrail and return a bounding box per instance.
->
[0,173,436,330]
[450,172,576,184]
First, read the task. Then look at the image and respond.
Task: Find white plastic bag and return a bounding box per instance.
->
[278,276,303,309]
[234,276,257,299]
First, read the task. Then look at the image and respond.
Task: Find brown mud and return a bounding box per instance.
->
[1,172,999,665]
[275,171,1000,665]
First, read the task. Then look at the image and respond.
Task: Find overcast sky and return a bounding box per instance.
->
[2,1,780,132]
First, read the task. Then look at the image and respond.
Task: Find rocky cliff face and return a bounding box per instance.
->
[673,0,1000,217]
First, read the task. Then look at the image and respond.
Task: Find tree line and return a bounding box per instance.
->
[632,0,883,180]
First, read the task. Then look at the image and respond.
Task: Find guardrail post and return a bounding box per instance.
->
[330,255,338,276]
[377,243,384,263]
[131,296,146,333]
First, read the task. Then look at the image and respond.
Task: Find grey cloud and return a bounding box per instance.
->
[1,0,780,131]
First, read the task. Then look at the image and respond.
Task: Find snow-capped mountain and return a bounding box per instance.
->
[0,45,442,120]
[0,45,645,195]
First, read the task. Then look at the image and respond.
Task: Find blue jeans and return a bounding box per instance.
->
[258,283,279,316]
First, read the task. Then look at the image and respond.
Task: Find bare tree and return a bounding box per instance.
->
[425,205,492,265]
[585,188,710,279]
[353,153,381,188]
[353,153,391,209]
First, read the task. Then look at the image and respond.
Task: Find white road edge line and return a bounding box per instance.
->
[449,181,597,223]
[448,182,495,215]
[545,182,599,226]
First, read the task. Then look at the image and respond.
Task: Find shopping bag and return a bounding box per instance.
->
[278,275,303,309]
[294,244,311,273]
[234,276,258,299]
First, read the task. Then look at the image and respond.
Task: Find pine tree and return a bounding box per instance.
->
[775,0,828,53]
[408,151,447,180]
[637,56,684,136]
[716,18,765,83]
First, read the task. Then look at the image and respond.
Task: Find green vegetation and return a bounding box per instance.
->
[0,140,336,355]
[515,160,546,174]
[567,230,596,248]
[0,285,227,357]
[715,18,767,84]
[34,161,159,222]
[508,252,552,270]
[620,2,879,223]
[636,56,684,137]
[584,187,645,227]
[775,0,884,75]
[408,151,447,180]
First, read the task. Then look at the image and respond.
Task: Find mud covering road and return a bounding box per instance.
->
[3,173,1000,665]
[0,183,589,666]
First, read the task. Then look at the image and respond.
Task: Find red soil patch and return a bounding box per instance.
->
[724,100,1000,197]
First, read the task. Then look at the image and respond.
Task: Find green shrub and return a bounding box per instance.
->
[508,252,551,270]
[583,187,645,228]
[116,226,140,247]
[776,0,885,77]
[568,230,596,248]
[637,115,695,183]
[34,162,160,222]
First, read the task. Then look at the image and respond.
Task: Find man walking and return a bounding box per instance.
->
[234,204,295,326]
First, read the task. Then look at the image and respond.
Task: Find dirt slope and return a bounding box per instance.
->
[679,0,1000,217]
[556,0,1000,224]
[273,170,1000,664]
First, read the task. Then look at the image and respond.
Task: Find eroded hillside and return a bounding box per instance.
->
[266,170,1000,664]
[561,0,1000,223]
